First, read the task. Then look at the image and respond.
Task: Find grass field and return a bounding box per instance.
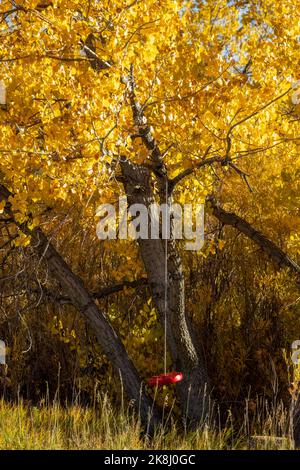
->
[0,397,293,450]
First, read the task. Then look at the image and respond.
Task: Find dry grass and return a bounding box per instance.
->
[0,395,294,450]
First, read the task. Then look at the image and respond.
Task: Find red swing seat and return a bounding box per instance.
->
[147,371,183,387]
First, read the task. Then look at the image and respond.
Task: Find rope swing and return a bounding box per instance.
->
[147,179,183,387]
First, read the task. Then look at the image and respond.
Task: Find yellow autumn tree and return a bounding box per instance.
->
[0,0,300,439]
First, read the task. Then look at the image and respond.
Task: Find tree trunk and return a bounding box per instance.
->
[120,158,209,424]
[0,184,161,433]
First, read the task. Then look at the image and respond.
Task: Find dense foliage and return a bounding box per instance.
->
[0,0,299,432]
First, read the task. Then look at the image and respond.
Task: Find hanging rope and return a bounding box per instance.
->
[164,178,168,375]
[147,177,183,388]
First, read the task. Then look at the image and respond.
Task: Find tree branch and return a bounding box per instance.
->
[38,278,148,305]
[121,65,168,188]
[207,195,300,279]
[169,146,216,191]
